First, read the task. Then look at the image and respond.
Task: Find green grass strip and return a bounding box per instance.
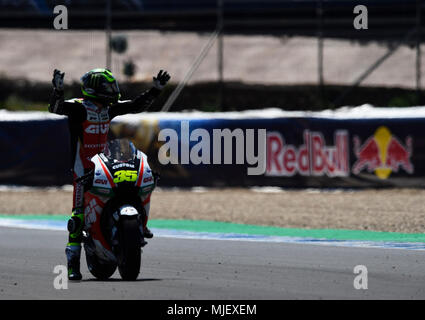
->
[0,214,68,221]
[148,219,425,243]
[1,215,424,243]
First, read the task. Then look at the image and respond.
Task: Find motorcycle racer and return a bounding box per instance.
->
[48,68,170,280]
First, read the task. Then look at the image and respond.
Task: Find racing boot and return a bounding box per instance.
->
[141,203,153,238]
[66,208,85,280]
[65,243,82,280]
[143,226,153,239]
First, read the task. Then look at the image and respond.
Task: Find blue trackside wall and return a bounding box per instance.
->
[0,118,72,186]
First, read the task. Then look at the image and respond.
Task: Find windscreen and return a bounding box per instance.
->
[103,139,137,162]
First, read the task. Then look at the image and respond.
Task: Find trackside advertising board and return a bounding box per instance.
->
[0,107,423,187]
[262,118,418,187]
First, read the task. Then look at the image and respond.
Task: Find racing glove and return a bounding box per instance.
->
[48,69,65,114]
[52,69,65,92]
[152,70,170,90]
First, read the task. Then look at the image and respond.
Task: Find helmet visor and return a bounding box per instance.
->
[100,78,120,95]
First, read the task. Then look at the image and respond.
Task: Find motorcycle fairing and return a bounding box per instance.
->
[91,154,115,196]
[136,152,155,195]
[91,149,155,196]
[83,192,116,263]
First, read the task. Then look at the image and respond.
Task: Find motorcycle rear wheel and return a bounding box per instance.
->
[85,253,117,280]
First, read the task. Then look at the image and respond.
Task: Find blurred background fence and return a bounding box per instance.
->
[0,0,424,111]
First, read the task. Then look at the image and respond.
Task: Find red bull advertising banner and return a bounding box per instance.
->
[105,116,425,188]
[264,125,415,184]
[0,113,424,188]
[258,119,420,187]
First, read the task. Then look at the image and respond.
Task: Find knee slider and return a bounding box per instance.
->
[67,215,83,235]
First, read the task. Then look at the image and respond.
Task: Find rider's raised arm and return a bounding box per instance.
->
[48,89,85,119]
[108,87,161,118]
[47,69,85,119]
[109,70,170,119]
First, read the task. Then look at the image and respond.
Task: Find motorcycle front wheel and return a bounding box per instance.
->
[118,217,142,280]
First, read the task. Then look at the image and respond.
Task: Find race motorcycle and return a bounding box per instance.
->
[77,138,157,280]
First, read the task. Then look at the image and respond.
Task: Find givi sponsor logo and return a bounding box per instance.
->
[266,130,349,177]
[85,123,109,134]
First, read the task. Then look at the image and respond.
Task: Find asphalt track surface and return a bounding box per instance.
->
[0,227,424,300]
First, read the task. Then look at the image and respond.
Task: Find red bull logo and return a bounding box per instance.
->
[266,130,349,177]
[352,126,413,179]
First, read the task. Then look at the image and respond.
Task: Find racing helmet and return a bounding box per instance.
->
[80,68,121,104]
